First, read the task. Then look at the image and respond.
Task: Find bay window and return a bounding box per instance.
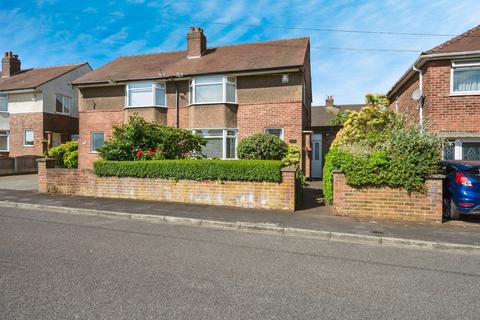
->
[193,129,237,159]
[451,60,480,94]
[190,75,236,104]
[0,95,7,112]
[127,82,166,107]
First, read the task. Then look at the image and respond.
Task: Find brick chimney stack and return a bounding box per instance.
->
[2,51,21,78]
[325,95,334,108]
[187,27,207,58]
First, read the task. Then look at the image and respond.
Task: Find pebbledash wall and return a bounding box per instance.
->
[333,172,444,222]
[38,159,297,211]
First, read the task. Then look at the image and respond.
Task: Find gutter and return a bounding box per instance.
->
[387,50,480,98]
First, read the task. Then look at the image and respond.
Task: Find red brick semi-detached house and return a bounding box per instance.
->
[72,27,312,171]
[0,51,92,157]
[388,24,480,161]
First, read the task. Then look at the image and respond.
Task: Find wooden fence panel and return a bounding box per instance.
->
[15,155,43,174]
[0,156,15,176]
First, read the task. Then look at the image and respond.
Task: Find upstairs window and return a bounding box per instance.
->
[127,82,166,107]
[0,94,8,112]
[56,95,71,114]
[190,76,236,104]
[452,60,480,94]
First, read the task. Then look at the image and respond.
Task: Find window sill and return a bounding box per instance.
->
[56,112,71,115]
[125,105,168,109]
[189,102,238,106]
[22,145,34,148]
[449,92,480,96]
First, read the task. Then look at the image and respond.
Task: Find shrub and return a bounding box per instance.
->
[323,104,442,205]
[281,144,301,169]
[47,140,78,168]
[98,115,206,161]
[93,159,283,182]
[238,133,287,160]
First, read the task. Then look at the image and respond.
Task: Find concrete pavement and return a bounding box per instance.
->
[1,206,479,319]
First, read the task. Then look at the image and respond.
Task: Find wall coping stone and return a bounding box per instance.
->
[281,166,296,172]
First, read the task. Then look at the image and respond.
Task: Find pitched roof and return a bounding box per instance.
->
[0,63,88,92]
[424,25,480,55]
[73,37,309,85]
[310,104,364,127]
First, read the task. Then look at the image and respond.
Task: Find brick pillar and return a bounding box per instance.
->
[281,167,296,212]
[37,158,55,193]
[427,174,445,222]
[332,171,344,212]
[302,131,312,178]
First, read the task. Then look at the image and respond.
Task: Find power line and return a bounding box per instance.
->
[3,4,459,38]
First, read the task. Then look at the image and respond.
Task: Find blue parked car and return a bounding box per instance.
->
[441,160,480,219]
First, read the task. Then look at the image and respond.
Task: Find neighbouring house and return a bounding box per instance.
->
[387,24,480,161]
[0,51,92,157]
[72,27,312,170]
[306,96,363,179]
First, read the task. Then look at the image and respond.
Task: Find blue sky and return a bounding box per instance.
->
[1,0,480,105]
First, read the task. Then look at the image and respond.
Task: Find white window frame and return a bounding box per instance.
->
[192,128,238,160]
[264,128,284,140]
[0,130,9,151]
[23,129,34,147]
[443,139,480,160]
[126,82,167,108]
[189,76,237,105]
[55,94,72,114]
[450,60,480,96]
[90,131,105,153]
[0,94,8,113]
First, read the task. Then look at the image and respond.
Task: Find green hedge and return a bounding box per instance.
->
[93,159,283,182]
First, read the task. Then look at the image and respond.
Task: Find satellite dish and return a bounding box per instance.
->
[412,88,422,101]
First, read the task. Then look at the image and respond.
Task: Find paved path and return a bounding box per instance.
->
[1,188,480,246]
[1,206,479,319]
[0,174,37,190]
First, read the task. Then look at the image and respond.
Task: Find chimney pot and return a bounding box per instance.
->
[187,27,207,58]
[326,95,334,107]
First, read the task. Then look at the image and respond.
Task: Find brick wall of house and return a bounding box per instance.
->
[78,109,124,169]
[423,60,480,133]
[237,102,303,147]
[388,72,420,123]
[8,113,45,157]
[38,160,296,211]
[333,172,444,222]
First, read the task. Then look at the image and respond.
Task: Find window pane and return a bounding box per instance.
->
[24,130,34,145]
[0,135,7,151]
[453,69,480,92]
[91,132,105,152]
[443,142,455,160]
[56,96,63,113]
[63,97,71,113]
[202,138,223,158]
[195,84,223,103]
[129,88,152,106]
[128,82,152,89]
[155,87,166,106]
[226,136,236,159]
[314,142,320,160]
[0,95,7,112]
[195,75,223,84]
[265,128,283,138]
[463,142,480,160]
[226,83,236,103]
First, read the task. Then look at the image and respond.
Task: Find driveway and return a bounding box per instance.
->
[0,174,38,191]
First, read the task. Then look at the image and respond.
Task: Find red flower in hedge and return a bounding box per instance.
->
[148,150,153,157]
[136,150,143,158]
[154,148,159,153]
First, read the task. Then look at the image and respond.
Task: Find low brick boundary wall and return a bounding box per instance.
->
[38,159,296,211]
[333,172,444,222]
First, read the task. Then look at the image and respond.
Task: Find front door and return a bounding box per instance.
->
[311,133,323,179]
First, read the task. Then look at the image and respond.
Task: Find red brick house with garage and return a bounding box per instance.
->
[72,27,312,171]
[387,25,480,160]
[0,51,91,157]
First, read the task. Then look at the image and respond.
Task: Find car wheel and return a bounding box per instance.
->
[442,198,451,219]
[449,199,460,220]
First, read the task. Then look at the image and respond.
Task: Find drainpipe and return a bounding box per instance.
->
[412,65,424,131]
[174,81,179,128]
